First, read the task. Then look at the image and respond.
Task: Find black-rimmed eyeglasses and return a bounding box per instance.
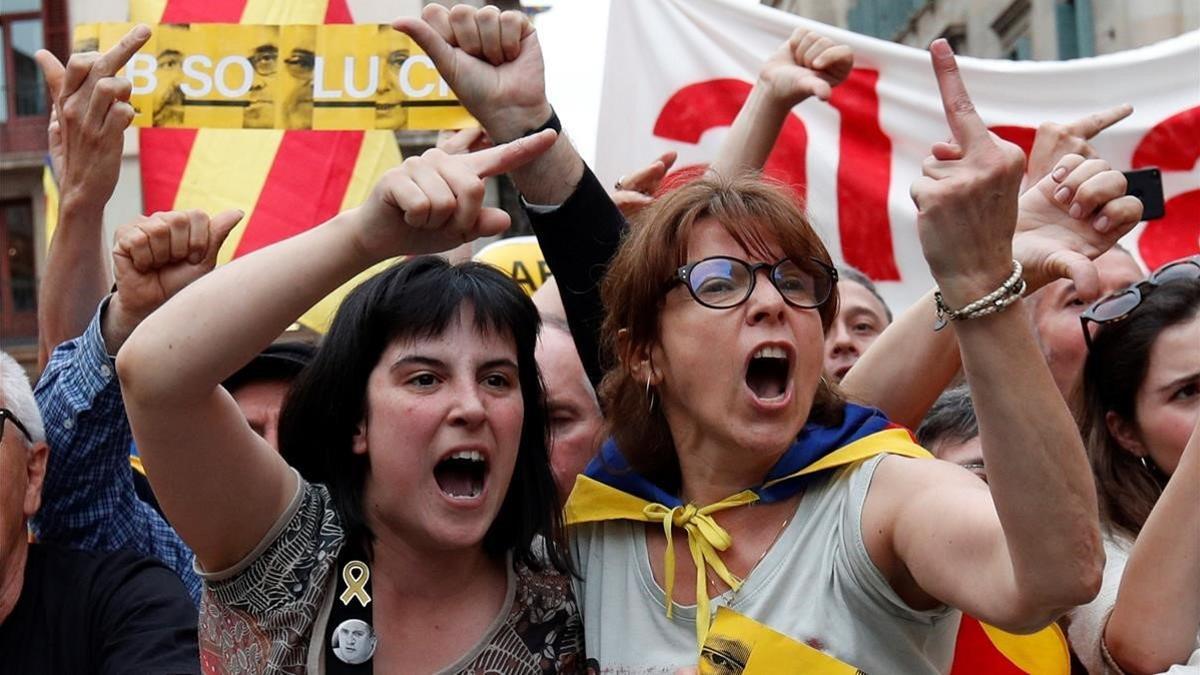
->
[1080,255,1200,349]
[674,256,838,310]
[0,408,33,445]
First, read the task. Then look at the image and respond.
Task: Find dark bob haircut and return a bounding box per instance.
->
[1078,277,1200,540]
[278,256,571,574]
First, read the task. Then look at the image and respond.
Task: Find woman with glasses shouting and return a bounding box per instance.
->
[551,37,1124,669]
[1069,256,1200,675]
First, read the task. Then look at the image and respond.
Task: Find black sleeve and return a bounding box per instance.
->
[528,165,628,391]
[91,550,201,675]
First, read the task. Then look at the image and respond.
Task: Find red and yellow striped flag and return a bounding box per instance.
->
[951,615,1071,675]
[132,0,401,331]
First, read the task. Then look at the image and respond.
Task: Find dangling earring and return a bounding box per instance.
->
[1139,456,1156,474]
[645,373,657,413]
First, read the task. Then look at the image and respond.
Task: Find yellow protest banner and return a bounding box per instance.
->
[700,608,863,675]
[75,22,474,131]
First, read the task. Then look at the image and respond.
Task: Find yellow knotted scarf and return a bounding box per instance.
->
[564,428,932,647]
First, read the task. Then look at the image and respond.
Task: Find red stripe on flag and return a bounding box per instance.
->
[138,128,197,214]
[234,131,364,258]
[830,69,900,281]
[161,0,248,22]
[950,616,1027,675]
[324,0,353,24]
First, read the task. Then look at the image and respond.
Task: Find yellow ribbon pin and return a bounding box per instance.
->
[339,560,372,607]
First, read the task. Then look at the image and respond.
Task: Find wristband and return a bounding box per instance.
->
[522,107,561,138]
[933,260,1026,331]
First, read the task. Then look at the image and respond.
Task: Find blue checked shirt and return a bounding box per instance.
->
[32,299,201,605]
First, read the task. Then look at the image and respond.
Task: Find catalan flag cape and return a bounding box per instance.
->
[130,0,400,333]
[564,403,1069,673]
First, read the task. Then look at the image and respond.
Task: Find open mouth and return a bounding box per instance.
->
[433,450,488,500]
[745,346,791,400]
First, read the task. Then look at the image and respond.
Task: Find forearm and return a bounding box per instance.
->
[528,165,626,388]
[38,198,111,362]
[1106,431,1200,674]
[841,237,1071,428]
[32,305,133,540]
[955,300,1102,611]
[840,289,962,428]
[118,211,373,402]
[475,101,584,205]
[710,82,792,178]
[507,129,585,205]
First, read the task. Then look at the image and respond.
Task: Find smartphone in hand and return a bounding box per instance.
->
[1123,168,1165,220]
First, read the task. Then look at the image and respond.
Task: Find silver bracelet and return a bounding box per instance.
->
[933,260,1026,331]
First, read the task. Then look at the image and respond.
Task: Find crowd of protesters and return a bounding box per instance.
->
[0,4,1196,674]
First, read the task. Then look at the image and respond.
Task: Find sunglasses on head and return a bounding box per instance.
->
[674,255,838,310]
[1080,255,1200,349]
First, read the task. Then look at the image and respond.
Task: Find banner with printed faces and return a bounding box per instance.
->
[597,0,1200,310]
[74,22,474,130]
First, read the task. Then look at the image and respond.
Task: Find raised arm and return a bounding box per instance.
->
[396,5,622,387]
[842,136,1142,428]
[866,41,1103,632]
[710,27,851,178]
[34,26,149,365]
[1105,418,1200,673]
[116,132,556,572]
[31,212,237,604]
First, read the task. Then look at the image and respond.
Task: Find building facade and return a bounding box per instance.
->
[763,0,1199,59]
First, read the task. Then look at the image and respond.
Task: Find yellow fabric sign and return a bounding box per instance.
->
[701,607,862,674]
[74,22,474,130]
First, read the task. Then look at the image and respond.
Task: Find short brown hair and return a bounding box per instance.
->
[599,172,845,492]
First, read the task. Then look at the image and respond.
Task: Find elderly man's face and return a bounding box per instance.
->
[0,394,48,599]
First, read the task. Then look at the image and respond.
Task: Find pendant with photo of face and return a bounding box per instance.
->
[332,618,377,665]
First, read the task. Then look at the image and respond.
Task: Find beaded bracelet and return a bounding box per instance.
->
[933,260,1026,331]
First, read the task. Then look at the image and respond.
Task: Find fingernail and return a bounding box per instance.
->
[1094,215,1109,232]
[1054,186,1071,203]
[1068,202,1083,219]
[1051,166,1067,181]
[134,25,150,39]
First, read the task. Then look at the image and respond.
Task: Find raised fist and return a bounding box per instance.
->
[759,27,854,104]
[393,5,550,142]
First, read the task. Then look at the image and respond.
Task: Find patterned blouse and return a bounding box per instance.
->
[196,474,584,673]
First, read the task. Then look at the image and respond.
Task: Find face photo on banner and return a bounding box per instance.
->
[375,24,409,130]
[279,25,316,129]
[243,25,280,129]
[153,23,190,127]
[78,22,476,131]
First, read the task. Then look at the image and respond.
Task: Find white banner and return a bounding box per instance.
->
[595,0,1200,310]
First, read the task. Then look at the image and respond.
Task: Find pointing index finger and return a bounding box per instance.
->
[930,38,988,148]
[463,129,557,179]
[94,24,151,77]
[1068,103,1134,139]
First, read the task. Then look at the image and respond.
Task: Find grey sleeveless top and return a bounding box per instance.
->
[570,454,960,673]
